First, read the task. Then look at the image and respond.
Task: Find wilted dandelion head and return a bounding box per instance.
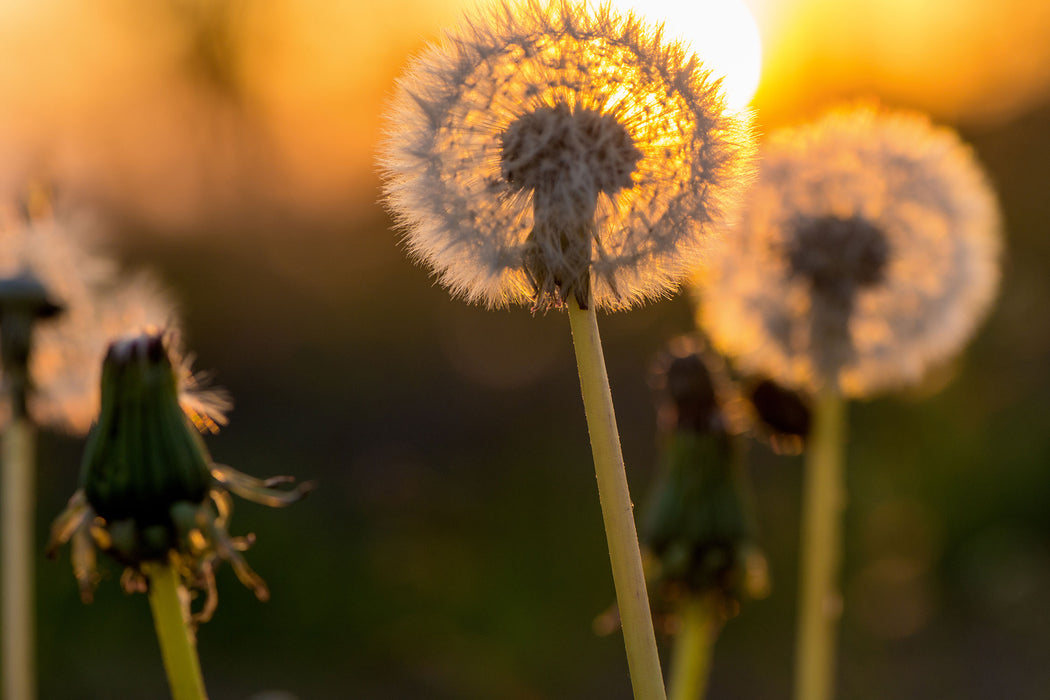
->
[0,200,176,433]
[379,0,753,311]
[48,331,309,619]
[697,104,1002,397]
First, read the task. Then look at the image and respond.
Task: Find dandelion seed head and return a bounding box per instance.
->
[0,201,177,433]
[697,104,1002,397]
[379,0,753,311]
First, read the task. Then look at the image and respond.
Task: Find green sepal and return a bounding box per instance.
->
[79,336,211,534]
[642,431,760,598]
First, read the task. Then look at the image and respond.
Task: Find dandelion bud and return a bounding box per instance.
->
[747,379,811,441]
[49,332,311,616]
[661,352,719,434]
[643,341,768,602]
[79,334,211,557]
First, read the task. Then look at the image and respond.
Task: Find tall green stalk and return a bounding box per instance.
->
[0,271,61,700]
[2,417,35,700]
[793,385,846,700]
[567,298,666,700]
[668,594,720,700]
[144,562,209,700]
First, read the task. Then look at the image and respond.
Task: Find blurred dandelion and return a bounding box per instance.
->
[379,0,751,312]
[697,104,1001,397]
[743,378,810,455]
[48,331,311,699]
[0,199,176,433]
[642,337,769,700]
[379,1,754,696]
[643,338,768,603]
[694,104,1002,700]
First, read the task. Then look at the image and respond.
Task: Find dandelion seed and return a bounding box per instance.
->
[378,0,753,311]
[697,104,1002,397]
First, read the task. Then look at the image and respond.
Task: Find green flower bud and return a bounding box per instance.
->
[746,378,811,455]
[80,334,211,540]
[642,340,769,604]
[49,331,312,618]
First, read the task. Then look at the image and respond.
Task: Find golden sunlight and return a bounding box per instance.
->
[755,0,1050,126]
[615,0,763,110]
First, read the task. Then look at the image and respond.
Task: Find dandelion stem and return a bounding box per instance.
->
[2,416,36,700]
[667,594,720,700]
[144,562,209,700]
[794,385,846,700]
[568,298,666,700]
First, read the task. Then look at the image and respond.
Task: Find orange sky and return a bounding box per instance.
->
[1,0,1048,228]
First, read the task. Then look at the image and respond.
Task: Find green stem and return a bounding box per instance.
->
[144,562,209,700]
[668,595,720,700]
[793,385,846,700]
[567,298,666,700]
[3,417,35,700]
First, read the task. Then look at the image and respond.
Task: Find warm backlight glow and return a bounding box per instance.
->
[617,0,763,109]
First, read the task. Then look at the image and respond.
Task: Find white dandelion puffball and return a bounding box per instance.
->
[698,104,1002,398]
[0,204,178,433]
[379,0,753,311]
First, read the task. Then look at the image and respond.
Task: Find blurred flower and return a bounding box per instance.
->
[697,104,1002,397]
[378,0,752,311]
[0,197,176,433]
[744,378,810,455]
[642,337,768,604]
[0,270,64,417]
[48,331,311,621]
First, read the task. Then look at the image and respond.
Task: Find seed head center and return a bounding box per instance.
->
[500,103,641,196]
[787,215,890,300]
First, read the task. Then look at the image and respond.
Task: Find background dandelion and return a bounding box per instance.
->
[695,103,1002,700]
[0,201,177,433]
[697,104,1002,397]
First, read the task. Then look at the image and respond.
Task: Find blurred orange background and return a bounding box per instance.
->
[4,1,1050,698]
[3,0,1049,225]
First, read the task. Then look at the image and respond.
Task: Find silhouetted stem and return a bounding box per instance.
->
[794,385,846,700]
[2,417,35,700]
[568,298,666,700]
[668,594,720,700]
[144,562,209,700]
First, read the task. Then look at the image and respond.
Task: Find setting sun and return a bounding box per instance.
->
[616,0,763,110]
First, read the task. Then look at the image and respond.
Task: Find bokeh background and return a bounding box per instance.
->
[3,0,1049,697]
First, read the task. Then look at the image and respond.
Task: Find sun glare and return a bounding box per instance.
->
[615,0,763,110]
